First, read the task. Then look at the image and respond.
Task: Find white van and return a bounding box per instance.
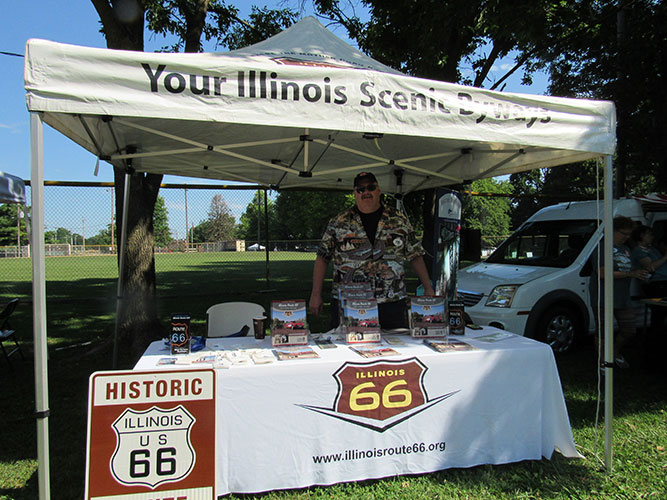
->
[457,198,667,352]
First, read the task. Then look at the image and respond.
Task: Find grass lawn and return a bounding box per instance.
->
[0,253,665,499]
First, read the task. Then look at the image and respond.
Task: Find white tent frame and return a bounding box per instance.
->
[26,17,618,499]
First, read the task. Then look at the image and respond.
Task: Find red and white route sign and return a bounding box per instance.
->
[85,369,216,500]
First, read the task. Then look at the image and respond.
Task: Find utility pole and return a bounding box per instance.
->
[257,189,261,245]
[184,187,189,250]
[109,188,115,249]
[82,217,86,250]
[16,205,20,257]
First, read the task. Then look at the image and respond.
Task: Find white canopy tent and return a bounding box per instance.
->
[25,16,617,499]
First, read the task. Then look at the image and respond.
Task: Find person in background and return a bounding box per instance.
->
[590,216,649,369]
[631,225,667,296]
[631,225,667,372]
[309,172,434,330]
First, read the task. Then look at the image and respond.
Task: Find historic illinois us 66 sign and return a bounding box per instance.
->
[85,369,215,500]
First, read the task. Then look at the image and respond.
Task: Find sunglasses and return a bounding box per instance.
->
[355,184,377,194]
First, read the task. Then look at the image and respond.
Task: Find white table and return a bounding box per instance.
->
[135,327,579,495]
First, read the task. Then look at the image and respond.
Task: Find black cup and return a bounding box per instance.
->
[253,317,266,339]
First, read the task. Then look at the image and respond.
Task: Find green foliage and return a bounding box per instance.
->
[510,162,604,228]
[237,191,278,241]
[274,190,351,240]
[44,227,73,245]
[144,1,297,53]
[86,225,113,246]
[152,196,172,247]
[224,6,298,49]
[462,178,511,246]
[0,204,28,246]
[314,0,553,85]
[540,0,667,193]
[195,194,236,242]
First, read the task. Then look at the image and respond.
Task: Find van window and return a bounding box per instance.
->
[485,220,597,268]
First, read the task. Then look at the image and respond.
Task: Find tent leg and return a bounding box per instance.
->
[30,112,51,500]
[112,170,132,369]
[603,154,614,473]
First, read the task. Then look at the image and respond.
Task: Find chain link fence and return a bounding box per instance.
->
[0,182,506,307]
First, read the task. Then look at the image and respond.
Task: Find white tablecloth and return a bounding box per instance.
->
[135,327,579,495]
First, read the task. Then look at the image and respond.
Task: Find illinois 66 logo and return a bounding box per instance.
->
[297,358,459,432]
[110,405,195,489]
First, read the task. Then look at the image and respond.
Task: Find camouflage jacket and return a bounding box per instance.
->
[317,205,424,303]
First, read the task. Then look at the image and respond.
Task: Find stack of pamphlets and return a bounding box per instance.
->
[338,282,374,320]
[423,338,477,353]
[342,298,382,344]
[350,345,401,358]
[273,346,320,361]
[270,300,309,346]
[474,332,515,342]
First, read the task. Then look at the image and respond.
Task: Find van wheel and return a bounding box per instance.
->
[535,306,580,354]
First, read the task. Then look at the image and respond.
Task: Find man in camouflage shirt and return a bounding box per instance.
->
[309,172,434,329]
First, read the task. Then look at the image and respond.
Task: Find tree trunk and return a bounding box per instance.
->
[114,168,165,357]
[92,0,210,360]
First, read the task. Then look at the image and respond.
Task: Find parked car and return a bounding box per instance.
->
[247,243,266,251]
[457,197,667,353]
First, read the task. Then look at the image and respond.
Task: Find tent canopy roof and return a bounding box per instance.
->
[0,171,26,204]
[24,17,616,193]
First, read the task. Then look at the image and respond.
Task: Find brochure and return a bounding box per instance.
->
[424,338,477,353]
[350,345,401,358]
[273,346,320,361]
[251,350,276,364]
[271,299,309,346]
[343,298,382,344]
[474,332,515,342]
[410,296,447,338]
[271,300,308,333]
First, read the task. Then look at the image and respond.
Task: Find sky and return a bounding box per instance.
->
[0,0,548,238]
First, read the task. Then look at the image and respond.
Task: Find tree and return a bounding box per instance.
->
[530,1,667,195]
[237,191,278,241]
[508,170,546,229]
[86,226,112,246]
[273,191,350,240]
[153,196,172,247]
[312,0,557,275]
[0,204,28,246]
[203,194,236,242]
[44,227,71,245]
[461,178,511,248]
[90,0,297,358]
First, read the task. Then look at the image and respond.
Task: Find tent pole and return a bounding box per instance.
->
[603,154,614,472]
[112,169,133,369]
[30,112,51,500]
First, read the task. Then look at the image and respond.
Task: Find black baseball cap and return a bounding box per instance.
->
[353,172,378,187]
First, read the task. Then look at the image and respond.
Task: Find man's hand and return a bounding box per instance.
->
[309,292,323,317]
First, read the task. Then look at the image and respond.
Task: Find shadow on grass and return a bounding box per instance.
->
[0,339,119,500]
[5,257,665,499]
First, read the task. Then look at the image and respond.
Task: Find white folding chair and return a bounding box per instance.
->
[205,302,266,338]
